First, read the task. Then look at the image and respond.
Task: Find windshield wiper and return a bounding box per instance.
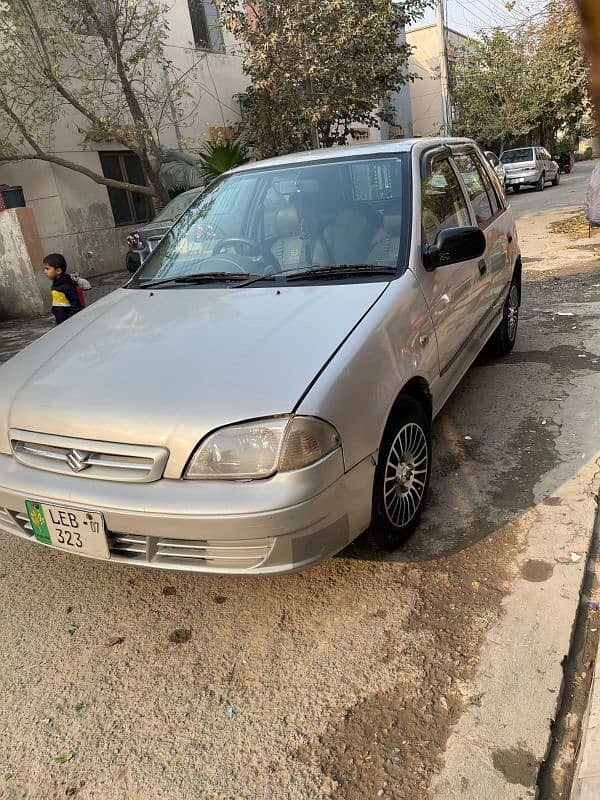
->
[139,272,257,289]
[236,264,396,288]
[286,265,397,281]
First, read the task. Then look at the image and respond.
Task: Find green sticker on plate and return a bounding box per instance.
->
[25,501,51,545]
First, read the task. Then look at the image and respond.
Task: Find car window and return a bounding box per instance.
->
[131,154,410,285]
[453,153,494,227]
[501,148,534,164]
[421,158,470,247]
[472,152,502,214]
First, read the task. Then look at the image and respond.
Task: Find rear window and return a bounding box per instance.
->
[500,148,534,164]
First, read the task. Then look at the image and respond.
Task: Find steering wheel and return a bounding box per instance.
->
[212,237,280,272]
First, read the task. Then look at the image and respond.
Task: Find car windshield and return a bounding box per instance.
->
[500,148,534,164]
[131,154,409,287]
[153,190,203,222]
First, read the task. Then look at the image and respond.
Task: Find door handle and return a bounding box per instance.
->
[478,259,487,276]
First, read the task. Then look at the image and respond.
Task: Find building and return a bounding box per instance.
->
[0,0,247,279]
[406,22,470,138]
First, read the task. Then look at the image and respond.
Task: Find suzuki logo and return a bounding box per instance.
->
[66,449,91,473]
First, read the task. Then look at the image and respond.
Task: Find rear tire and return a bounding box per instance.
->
[487,278,520,357]
[536,172,545,192]
[372,397,432,551]
[512,185,520,193]
[552,170,560,186]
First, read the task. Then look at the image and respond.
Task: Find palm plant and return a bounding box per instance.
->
[197,136,249,181]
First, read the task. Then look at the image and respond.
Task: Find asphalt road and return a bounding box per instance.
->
[1,163,600,800]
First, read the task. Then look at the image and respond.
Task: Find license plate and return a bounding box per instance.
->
[26,501,109,559]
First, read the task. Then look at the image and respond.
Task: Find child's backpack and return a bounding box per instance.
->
[71,274,91,308]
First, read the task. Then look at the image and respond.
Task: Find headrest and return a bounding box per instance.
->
[274,207,301,237]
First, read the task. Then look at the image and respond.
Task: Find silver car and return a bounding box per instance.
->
[0,138,521,575]
[500,146,560,192]
[484,151,507,190]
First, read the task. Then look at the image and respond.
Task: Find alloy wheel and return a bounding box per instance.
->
[383,422,429,527]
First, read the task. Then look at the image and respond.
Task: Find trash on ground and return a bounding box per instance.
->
[226,706,236,719]
[54,753,74,765]
[588,602,600,611]
[571,552,583,562]
[464,435,472,441]
[556,311,574,316]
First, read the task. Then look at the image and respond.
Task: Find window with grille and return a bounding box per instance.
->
[187,0,224,52]
[99,152,152,227]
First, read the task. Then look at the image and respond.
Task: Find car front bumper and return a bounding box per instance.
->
[0,450,375,575]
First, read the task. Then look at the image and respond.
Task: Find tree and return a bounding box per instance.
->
[215,0,431,157]
[451,29,538,152]
[0,1,203,203]
[451,1,590,152]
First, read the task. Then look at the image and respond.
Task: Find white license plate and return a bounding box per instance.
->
[26,500,109,559]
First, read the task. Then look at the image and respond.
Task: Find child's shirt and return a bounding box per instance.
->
[51,274,82,325]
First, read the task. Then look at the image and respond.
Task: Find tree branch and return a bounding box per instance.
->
[0,153,155,195]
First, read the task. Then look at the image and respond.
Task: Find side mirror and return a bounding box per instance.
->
[423,226,486,270]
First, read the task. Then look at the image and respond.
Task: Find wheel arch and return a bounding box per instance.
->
[513,255,522,303]
[382,377,433,439]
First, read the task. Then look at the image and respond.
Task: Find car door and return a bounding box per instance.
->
[452,149,510,314]
[415,152,489,379]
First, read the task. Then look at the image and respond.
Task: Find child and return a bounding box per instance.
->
[42,253,82,325]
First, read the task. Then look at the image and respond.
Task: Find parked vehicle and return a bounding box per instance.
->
[500,146,560,192]
[0,138,521,576]
[484,151,507,190]
[126,187,204,273]
[555,152,574,174]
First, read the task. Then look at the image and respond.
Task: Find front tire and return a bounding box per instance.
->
[372,397,432,550]
[487,278,520,356]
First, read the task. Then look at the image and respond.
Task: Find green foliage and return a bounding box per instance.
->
[215,0,432,157]
[197,137,249,180]
[451,0,590,152]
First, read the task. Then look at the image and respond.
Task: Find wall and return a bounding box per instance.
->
[407,24,469,137]
[0,208,46,320]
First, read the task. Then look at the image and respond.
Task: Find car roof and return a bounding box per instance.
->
[229,137,476,174]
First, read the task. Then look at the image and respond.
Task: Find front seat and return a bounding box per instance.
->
[321,206,380,265]
[367,213,402,267]
[270,207,328,270]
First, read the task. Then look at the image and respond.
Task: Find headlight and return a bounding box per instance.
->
[185,416,341,480]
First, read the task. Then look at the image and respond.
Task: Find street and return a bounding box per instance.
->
[1,162,600,800]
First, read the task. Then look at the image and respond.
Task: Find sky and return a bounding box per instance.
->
[408,0,546,38]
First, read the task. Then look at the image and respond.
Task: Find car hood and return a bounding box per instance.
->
[0,283,387,476]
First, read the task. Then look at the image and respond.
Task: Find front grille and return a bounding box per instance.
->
[108,532,274,570]
[10,429,168,483]
[0,507,30,537]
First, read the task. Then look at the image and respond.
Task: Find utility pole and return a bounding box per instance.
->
[437,0,452,136]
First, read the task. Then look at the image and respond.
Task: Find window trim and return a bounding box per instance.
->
[99,151,152,228]
[187,0,225,52]
[419,151,473,260]
[449,146,507,230]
